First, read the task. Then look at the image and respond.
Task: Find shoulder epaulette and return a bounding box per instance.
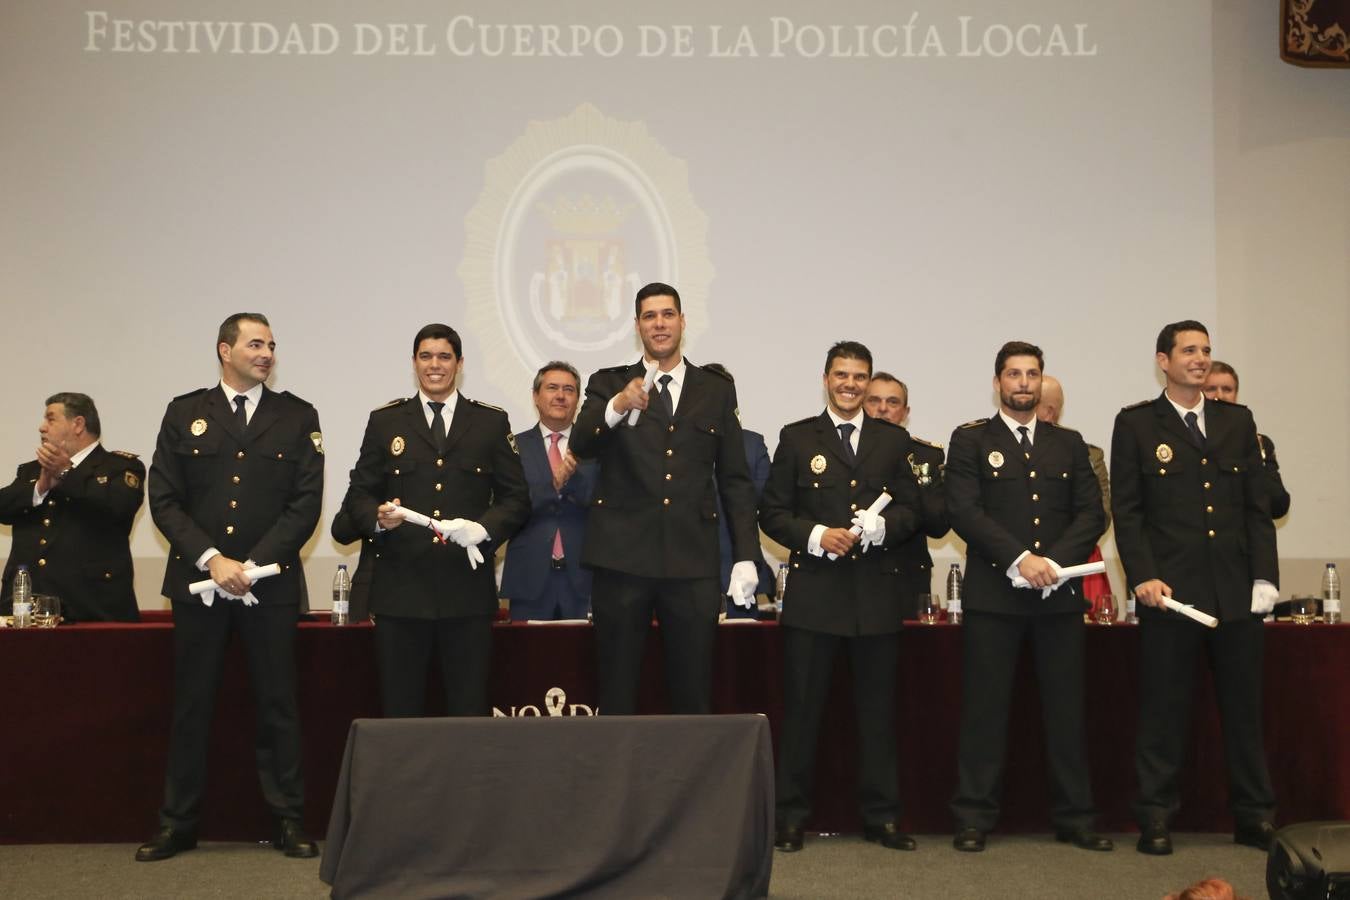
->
[279,390,314,407]
[373,397,408,411]
[111,449,140,459]
[596,363,632,374]
[912,435,944,449]
[700,364,733,383]
[785,415,818,428]
[1121,399,1152,411]
[173,387,209,401]
[1051,423,1081,436]
[959,418,989,429]
[469,398,505,413]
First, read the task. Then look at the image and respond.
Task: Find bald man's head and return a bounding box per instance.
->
[1037,375,1064,424]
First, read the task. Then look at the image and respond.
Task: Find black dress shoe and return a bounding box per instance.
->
[1234,821,1276,851]
[953,827,987,852]
[1054,828,1114,851]
[273,818,319,858]
[135,826,197,862]
[863,822,917,851]
[1136,822,1173,856]
[774,823,804,852]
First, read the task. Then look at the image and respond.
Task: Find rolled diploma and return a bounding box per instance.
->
[1161,596,1219,628]
[389,505,484,569]
[827,491,892,561]
[626,363,659,426]
[188,562,281,596]
[1011,559,1107,589]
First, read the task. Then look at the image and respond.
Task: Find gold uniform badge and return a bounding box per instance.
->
[390,436,406,456]
[987,450,1005,469]
[507,432,519,455]
[190,418,208,436]
[124,471,140,489]
[1155,443,1173,463]
[310,432,324,455]
[809,454,827,474]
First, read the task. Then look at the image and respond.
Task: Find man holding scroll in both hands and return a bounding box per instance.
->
[759,341,920,853]
[570,282,761,715]
[945,341,1110,853]
[340,323,528,718]
[1111,321,1279,856]
[138,313,324,862]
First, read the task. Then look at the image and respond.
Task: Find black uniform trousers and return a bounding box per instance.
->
[951,610,1095,832]
[777,625,899,829]
[590,569,721,715]
[160,599,302,830]
[1134,614,1273,827]
[373,614,494,718]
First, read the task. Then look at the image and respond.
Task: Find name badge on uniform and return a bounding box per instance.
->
[987,450,1004,469]
[390,436,406,456]
[190,418,208,436]
[809,454,827,474]
[1155,443,1173,463]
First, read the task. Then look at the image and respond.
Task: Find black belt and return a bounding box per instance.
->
[550,557,567,571]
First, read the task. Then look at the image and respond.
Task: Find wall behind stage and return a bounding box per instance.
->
[0,0,1344,608]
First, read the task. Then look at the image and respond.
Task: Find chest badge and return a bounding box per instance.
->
[190,418,208,436]
[310,432,324,455]
[390,436,406,456]
[1155,443,1174,463]
[809,454,827,474]
[987,450,1005,469]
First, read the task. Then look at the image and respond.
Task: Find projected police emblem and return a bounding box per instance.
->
[460,104,712,400]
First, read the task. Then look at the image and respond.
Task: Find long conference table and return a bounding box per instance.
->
[1,614,1346,843]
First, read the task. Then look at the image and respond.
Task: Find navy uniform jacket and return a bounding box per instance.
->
[0,445,144,621]
[1110,394,1278,622]
[895,437,950,603]
[341,395,529,620]
[759,412,920,636]
[149,386,323,606]
[945,417,1105,616]
[1257,433,1291,519]
[718,428,776,600]
[570,360,759,580]
[499,426,596,615]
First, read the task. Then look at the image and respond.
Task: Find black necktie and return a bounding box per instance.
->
[837,423,857,465]
[1184,411,1205,449]
[1018,425,1032,458]
[655,373,674,420]
[233,395,248,432]
[429,401,447,453]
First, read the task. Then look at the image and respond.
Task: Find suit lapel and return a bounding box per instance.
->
[244,387,283,443]
[815,412,854,470]
[66,444,107,489]
[1202,398,1232,451]
[854,416,881,469]
[205,387,244,442]
[441,395,474,457]
[520,427,548,482]
[402,397,439,454]
[1153,393,1195,450]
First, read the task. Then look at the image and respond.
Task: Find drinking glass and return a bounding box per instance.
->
[1093,594,1117,626]
[32,594,61,628]
[1290,595,1318,625]
[918,594,941,625]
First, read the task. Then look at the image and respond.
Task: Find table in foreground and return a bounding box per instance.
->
[319,715,773,900]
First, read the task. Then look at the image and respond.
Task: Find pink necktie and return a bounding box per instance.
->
[548,432,565,560]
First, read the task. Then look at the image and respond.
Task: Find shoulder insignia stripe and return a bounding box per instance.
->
[470,398,505,412]
[959,418,989,429]
[111,449,140,458]
[1122,399,1152,410]
[375,397,408,411]
[911,436,944,449]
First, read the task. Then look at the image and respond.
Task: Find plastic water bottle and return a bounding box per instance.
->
[1324,563,1341,625]
[11,564,33,629]
[775,563,789,617]
[1125,594,1139,625]
[331,564,350,626]
[945,563,963,625]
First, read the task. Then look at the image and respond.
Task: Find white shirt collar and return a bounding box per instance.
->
[1164,390,1205,428]
[69,441,100,469]
[826,406,865,430]
[539,422,572,442]
[220,381,263,409]
[644,357,686,388]
[997,410,1038,444]
[419,389,459,415]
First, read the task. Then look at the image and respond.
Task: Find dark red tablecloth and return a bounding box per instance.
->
[1,617,1346,842]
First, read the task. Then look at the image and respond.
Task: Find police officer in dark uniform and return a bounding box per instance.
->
[760,342,921,853]
[1,392,143,622]
[946,342,1110,853]
[340,323,528,718]
[1113,323,1279,856]
[863,372,949,616]
[137,313,323,862]
[1204,360,1290,519]
[570,282,761,716]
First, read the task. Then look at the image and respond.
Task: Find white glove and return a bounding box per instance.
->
[1251,580,1279,615]
[465,544,485,570]
[1008,558,1064,599]
[445,519,489,548]
[850,509,885,553]
[199,587,259,607]
[726,560,758,609]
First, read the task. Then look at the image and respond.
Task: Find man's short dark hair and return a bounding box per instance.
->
[412,323,463,359]
[702,362,733,382]
[1209,360,1239,390]
[1156,320,1209,356]
[216,313,270,365]
[824,341,873,376]
[634,282,681,318]
[45,392,101,438]
[994,341,1044,376]
[870,372,909,404]
[532,361,581,394]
